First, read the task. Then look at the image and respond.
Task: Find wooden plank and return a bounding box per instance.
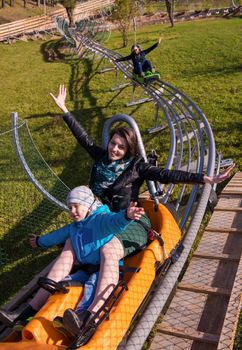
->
[195,231,242,258]
[178,282,231,296]
[229,186,242,189]
[227,178,242,181]
[206,209,242,232]
[218,196,242,207]
[157,323,219,344]
[181,257,238,291]
[159,289,208,331]
[222,190,242,195]
[214,207,242,212]
[205,227,242,234]
[193,252,240,261]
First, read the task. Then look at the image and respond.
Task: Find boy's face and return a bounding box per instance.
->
[68,203,89,221]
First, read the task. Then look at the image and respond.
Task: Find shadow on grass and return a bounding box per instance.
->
[0,239,60,306]
[0,40,111,306]
[40,38,73,63]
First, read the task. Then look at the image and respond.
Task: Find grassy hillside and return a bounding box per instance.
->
[0,17,241,347]
[1,18,241,172]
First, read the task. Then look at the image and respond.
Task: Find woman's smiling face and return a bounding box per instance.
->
[108,133,129,161]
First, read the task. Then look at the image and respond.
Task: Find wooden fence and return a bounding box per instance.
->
[0,0,115,42]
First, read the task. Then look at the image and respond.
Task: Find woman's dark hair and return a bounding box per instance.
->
[109,126,138,158]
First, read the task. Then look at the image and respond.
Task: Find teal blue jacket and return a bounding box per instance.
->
[38,205,131,265]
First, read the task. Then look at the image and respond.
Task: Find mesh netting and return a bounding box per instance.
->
[0,118,70,305]
[14,118,70,205]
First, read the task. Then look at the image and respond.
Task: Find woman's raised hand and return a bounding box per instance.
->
[29,233,39,248]
[49,85,69,114]
[126,201,145,220]
[203,163,235,185]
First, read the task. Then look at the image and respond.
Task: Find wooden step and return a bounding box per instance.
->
[157,323,219,344]
[178,282,231,296]
[222,189,242,195]
[193,252,240,262]
[214,207,242,212]
[206,227,242,234]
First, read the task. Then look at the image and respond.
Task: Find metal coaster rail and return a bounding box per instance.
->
[58,19,216,227]
[53,18,218,349]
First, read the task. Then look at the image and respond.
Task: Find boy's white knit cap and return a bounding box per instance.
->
[66,186,94,207]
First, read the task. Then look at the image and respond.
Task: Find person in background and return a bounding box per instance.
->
[116,37,162,76]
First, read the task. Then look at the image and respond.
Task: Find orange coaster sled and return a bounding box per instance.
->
[0,200,181,350]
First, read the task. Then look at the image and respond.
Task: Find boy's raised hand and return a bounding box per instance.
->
[126,201,145,220]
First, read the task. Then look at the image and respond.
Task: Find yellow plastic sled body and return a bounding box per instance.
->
[0,200,181,350]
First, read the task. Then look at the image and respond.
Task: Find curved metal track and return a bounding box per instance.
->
[52,17,218,350]
[55,16,216,224]
[5,15,218,350]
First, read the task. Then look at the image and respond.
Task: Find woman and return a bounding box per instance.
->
[48,85,235,334]
[116,37,162,76]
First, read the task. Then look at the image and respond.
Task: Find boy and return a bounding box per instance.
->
[0,186,144,330]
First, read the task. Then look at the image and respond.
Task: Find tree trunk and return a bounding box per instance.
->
[2,0,6,8]
[10,0,14,6]
[122,27,128,47]
[66,8,75,27]
[165,0,174,27]
[23,0,27,7]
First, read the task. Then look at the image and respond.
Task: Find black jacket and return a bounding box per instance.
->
[63,112,204,212]
[116,42,159,66]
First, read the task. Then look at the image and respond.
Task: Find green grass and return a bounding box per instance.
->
[0,0,59,24]
[0,17,241,347]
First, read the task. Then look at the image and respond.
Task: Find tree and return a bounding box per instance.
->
[1,0,5,8]
[59,0,76,27]
[165,0,174,27]
[111,0,139,47]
